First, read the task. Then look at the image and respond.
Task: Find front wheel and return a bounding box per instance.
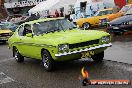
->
[91,51,104,62]
[42,50,55,71]
[13,47,24,63]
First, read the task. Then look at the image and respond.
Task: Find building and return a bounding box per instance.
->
[0,0,8,20]
[4,0,45,15]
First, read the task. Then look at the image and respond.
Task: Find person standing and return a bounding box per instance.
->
[55,10,59,17]
[113,4,120,13]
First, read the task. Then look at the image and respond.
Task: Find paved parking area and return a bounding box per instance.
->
[0,35,132,88]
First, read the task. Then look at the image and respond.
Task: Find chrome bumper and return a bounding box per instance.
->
[0,36,10,41]
[55,43,112,57]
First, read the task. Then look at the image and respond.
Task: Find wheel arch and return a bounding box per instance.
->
[13,46,16,57]
[41,48,52,59]
[82,22,91,28]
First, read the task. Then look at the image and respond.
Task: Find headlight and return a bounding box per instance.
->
[128,21,132,24]
[122,22,129,25]
[101,36,110,43]
[126,22,129,25]
[9,32,13,36]
[58,44,69,52]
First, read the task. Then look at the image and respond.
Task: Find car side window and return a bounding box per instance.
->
[23,24,32,36]
[18,25,24,36]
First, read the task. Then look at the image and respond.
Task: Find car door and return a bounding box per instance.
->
[17,24,35,58]
[16,25,26,56]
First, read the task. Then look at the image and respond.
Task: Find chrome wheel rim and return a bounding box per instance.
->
[42,54,49,69]
[84,23,90,29]
[14,50,18,61]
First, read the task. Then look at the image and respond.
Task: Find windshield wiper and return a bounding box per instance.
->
[125,14,132,15]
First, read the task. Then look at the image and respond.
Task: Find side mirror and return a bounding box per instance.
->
[26,33,33,38]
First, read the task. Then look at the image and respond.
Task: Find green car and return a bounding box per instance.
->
[8,18,112,71]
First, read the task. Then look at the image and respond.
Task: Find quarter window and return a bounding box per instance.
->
[18,25,24,36]
[23,24,32,36]
[18,24,32,36]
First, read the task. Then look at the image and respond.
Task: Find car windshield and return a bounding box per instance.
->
[120,6,130,12]
[0,24,9,30]
[94,10,113,16]
[125,8,132,15]
[33,19,77,35]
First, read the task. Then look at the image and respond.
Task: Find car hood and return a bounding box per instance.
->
[109,15,132,25]
[0,29,12,34]
[75,15,110,23]
[36,29,109,46]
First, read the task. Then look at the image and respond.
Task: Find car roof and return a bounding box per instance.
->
[99,8,113,12]
[23,17,64,25]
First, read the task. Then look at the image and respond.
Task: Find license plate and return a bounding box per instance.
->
[113,27,119,29]
[81,51,94,58]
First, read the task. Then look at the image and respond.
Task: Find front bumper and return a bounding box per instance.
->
[0,36,10,41]
[107,25,132,33]
[99,19,109,26]
[55,43,112,57]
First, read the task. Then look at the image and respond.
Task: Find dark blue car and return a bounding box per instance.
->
[107,8,132,35]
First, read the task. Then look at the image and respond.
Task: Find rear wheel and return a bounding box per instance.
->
[13,47,24,63]
[91,51,104,62]
[42,50,55,71]
[83,23,91,29]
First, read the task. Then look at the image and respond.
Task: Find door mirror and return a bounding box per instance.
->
[26,33,33,37]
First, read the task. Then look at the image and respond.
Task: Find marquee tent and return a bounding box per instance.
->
[28,0,77,16]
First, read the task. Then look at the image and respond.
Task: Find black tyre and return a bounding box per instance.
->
[83,23,91,29]
[13,47,24,63]
[42,50,55,71]
[91,51,104,62]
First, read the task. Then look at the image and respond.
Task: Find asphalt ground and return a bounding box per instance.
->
[0,35,132,88]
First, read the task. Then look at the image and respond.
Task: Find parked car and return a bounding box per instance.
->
[0,23,13,43]
[107,8,132,35]
[8,18,112,71]
[7,14,29,25]
[75,8,114,29]
[0,21,18,32]
[100,4,132,26]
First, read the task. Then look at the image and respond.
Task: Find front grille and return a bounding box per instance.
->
[0,33,10,37]
[69,39,99,49]
[111,24,120,26]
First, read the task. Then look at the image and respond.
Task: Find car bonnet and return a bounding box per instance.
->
[0,29,12,34]
[35,29,109,46]
[109,15,132,25]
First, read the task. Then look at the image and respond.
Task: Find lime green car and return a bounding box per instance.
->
[8,18,112,71]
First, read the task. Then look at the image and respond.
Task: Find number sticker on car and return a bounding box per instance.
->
[81,51,94,58]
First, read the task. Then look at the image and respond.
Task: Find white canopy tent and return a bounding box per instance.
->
[28,0,77,16]
[28,0,59,15]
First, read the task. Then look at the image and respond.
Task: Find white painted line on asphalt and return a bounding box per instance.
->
[0,72,14,84]
[0,58,14,63]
